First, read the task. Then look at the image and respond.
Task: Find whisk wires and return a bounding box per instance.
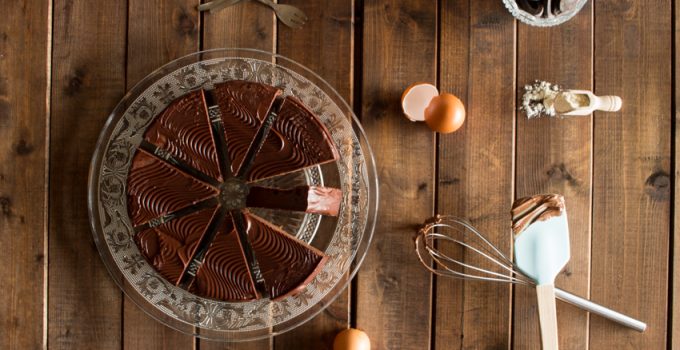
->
[414,215,534,286]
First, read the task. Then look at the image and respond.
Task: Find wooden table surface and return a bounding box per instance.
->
[1,0,678,349]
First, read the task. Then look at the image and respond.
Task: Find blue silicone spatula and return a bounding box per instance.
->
[512,194,570,350]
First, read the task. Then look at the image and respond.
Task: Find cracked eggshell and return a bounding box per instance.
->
[401,83,439,122]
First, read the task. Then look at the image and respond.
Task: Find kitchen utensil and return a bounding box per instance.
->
[413,215,646,333]
[512,194,570,350]
[253,0,308,28]
[521,80,622,119]
[198,0,243,13]
[557,90,622,116]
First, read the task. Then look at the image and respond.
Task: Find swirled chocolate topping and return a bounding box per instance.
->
[212,81,281,175]
[244,96,339,182]
[247,185,342,216]
[143,90,221,181]
[244,212,327,300]
[126,81,339,303]
[189,214,259,301]
[135,205,219,284]
[127,149,218,226]
[511,194,565,237]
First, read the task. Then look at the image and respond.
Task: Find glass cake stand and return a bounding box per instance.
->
[88,49,378,341]
[502,0,588,27]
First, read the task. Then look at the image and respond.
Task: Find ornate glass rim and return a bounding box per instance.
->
[87,48,379,341]
[502,0,588,27]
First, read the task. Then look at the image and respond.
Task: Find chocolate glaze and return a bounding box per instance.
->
[189,214,260,301]
[244,212,327,300]
[212,81,281,175]
[127,82,338,303]
[143,90,222,181]
[247,186,342,216]
[127,149,218,226]
[135,205,219,284]
[511,194,565,237]
[244,96,339,182]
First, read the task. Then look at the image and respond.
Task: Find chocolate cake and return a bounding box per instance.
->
[244,212,327,300]
[126,81,340,302]
[212,81,281,176]
[143,89,222,181]
[188,213,260,301]
[242,95,340,182]
[247,186,342,216]
[134,205,220,284]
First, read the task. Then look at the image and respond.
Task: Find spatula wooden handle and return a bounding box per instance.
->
[536,284,559,350]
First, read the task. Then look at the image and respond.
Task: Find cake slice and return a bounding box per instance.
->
[188,214,260,301]
[243,211,327,300]
[212,81,281,175]
[243,96,339,182]
[127,149,218,226]
[247,185,342,216]
[143,90,222,181]
[135,205,219,285]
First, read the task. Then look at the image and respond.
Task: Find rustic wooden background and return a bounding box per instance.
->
[1,0,677,349]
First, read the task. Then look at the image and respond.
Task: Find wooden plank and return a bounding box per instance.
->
[202,0,275,51]
[355,1,436,349]
[436,1,516,349]
[591,0,671,348]
[123,1,200,348]
[200,1,274,349]
[432,1,468,348]
[513,4,593,350]
[273,0,354,348]
[48,0,127,348]
[674,0,680,347]
[0,0,50,348]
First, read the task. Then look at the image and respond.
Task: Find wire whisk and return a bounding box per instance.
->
[414,215,646,332]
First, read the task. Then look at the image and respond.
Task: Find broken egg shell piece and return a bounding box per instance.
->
[401,83,439,122]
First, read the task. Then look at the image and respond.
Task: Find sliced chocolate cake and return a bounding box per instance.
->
[126,81,341,303]
[243,212,328,300]
[143,89,222,181]
[242,96,339,182]
[211,81,280,175]
[188,214,260,301]
[135,205,220,284]
[127,149,218,226]
[247,186,342,216]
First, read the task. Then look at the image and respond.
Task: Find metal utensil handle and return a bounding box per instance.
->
[255,0,276,8]
[554,288,647,332]
[197,0,242,12]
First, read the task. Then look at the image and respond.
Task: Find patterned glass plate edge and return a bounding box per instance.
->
[88,49,378,341]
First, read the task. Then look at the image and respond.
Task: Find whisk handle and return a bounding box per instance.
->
[554,289,647,332]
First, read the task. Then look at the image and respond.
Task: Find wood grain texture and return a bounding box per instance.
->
[200,1,274,349]
[433,1,468,347]
[591,0,671,349]
[3,1,675,349]
[0,0,50,348]
[273,1,354,348]
[49,0,127,348]
[202,0,275,51]
[355,1,436,349]
[674,0,680,347]
[435,1,516,349]
[124,1,199,348]
[514,4,593,349]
